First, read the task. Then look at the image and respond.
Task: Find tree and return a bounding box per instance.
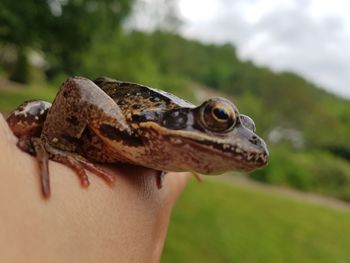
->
[0,0,134,82]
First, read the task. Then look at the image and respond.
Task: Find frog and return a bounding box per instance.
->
[6,76,269,198]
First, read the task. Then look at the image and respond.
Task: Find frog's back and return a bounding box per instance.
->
[76,77,196,163]
[94,77,194,117]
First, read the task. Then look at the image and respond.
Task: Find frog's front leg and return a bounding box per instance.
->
[34,77,132,195]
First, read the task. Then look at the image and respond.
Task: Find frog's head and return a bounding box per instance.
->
[196,97,269,170]
[143,97,269,174]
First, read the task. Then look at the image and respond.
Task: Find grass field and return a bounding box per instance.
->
[0,84,56,112]
[162,178,350,263]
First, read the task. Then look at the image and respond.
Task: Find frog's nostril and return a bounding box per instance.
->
[249,135,259,145]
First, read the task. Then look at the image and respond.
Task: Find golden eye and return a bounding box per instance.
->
[212,107,230,122]
[201,98,237,132]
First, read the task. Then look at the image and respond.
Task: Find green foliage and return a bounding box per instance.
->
[81,31,161,84]
[9,49,29,83]
[163,179,350,262]
[250,147,350,201]
[0,1,50,46]
[44,0,134,76]
[0,0,134,82]
[80,30,197,102]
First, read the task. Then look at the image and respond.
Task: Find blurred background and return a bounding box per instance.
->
[1,0,350,262]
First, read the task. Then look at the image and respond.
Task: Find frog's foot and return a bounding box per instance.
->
[16,136,115,198]
[43,143,115,188]
[17,136,51,197]
[155,171,166,189]
[32,137,50,197]
[192,172,203,182]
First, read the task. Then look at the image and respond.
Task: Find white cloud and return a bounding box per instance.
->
[179,0,350,98]
[179,0,219,22]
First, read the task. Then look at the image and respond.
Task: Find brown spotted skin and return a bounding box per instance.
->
[42,77,130,152]
[91,77,269,173]
[6,76,269,198]
[7,100,51,137]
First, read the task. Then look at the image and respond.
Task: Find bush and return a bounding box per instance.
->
[249,147,350,201]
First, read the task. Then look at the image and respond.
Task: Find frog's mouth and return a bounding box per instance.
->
[140,121,269,172]
[178,136,269,172]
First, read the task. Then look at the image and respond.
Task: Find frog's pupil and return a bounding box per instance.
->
[213,108,229,120]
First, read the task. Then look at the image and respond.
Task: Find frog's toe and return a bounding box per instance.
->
[31,137,50,198]
[44,144,115,187]
[15,136,51,197]
[63,156,90,188]
[73,156,115,186]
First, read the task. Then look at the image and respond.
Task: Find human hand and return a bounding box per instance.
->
[0,114,190,263]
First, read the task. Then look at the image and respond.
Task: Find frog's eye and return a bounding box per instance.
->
[240,114,256,132]
[201,99,237,132]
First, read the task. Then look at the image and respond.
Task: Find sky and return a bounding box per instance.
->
[128,0,350,99]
